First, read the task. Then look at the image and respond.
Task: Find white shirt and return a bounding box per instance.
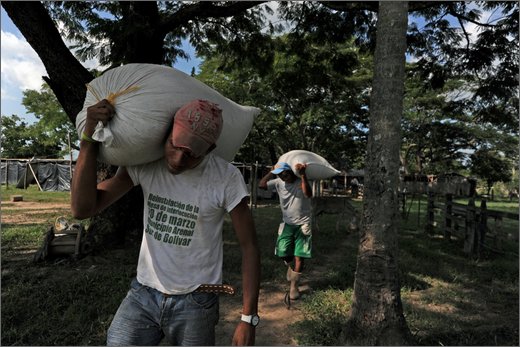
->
[267,177,312,225]
[127,154,248,294]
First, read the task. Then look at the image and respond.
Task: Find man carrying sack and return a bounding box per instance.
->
[259,161,313,302]
[71,99,261,346]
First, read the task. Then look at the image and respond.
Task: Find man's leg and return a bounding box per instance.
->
[287,265,302,300]
[288,225,313,300]
[162,292,219,346]
[293,256,304,273]
[276,223,302,300]
[286,256,304,299]
[107,279,164,346]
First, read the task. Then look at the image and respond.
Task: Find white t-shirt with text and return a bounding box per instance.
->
[127,154,248,295]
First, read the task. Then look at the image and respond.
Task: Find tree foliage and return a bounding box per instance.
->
[4,1,516,174]
[22,84,79,151]
[195,1,518,181]
[407,1,518,129]
[281,1,519,164]
[1,83,77,159]
[197,34,371,168]
[1,114,61,158]
[44,1,270,68]
[471,149,513,195]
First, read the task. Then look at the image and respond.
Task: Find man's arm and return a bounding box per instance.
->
[71,99,134,219]
[295,163,313,198]
[258,170,275,190]
[229,197,261,346]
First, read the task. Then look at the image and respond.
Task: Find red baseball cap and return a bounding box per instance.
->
[171,100,223,157]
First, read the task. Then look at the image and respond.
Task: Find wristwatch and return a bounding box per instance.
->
[241,313,260,327]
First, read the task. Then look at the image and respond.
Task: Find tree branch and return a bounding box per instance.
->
[319,1,379,12]
[160,1,266,31]
[319,1,448,14]
[448,8,501,28]
[457,16,472,52]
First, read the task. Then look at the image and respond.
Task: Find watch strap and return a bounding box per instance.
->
[241,313,259,326]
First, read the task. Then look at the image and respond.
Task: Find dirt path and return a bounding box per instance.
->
[1,201,70,224]
[215,236,351,346]
[216,281,304,346]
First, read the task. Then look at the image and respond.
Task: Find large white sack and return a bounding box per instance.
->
[76,63,260,166]
[278,150,341,180]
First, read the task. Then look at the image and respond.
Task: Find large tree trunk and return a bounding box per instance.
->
[3,1,143,247]
[342,2,413,345]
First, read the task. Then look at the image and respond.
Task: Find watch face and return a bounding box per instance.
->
[251,315,260,326]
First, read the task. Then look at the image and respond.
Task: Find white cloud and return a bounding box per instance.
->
[0,26,107,97]
[1,86,13,100]
[1,30,47,92]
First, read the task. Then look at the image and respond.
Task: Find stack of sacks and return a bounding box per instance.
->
[278,150,340,180]
[76,63,260,166]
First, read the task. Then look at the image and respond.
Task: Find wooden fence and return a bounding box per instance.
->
[425,193,519,257]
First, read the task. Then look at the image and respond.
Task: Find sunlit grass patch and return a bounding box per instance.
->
[294,288,353,346]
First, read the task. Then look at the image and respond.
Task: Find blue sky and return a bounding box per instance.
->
[1,6,201,124]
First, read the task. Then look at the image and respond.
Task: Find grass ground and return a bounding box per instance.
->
[1,186,518,345]
[293,195,519,346]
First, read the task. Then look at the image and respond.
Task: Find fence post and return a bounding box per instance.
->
[495,216,503,250]
[400,192,406,218]
[417,193,422,227]
[68,132,73,194]
[5,160,9,188]
[253,161,259,209]
[425,192,435,234]
[464,198,476,256]
[478,199,488,258]
[249,164,256,209]
[24,161,29,189]
[444,194,453,241]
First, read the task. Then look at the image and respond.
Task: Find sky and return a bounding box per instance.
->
[0,6,202,124]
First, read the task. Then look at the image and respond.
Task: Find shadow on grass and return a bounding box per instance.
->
[1,201,517,346]
[1,247,139,345]
[290,206,518,346]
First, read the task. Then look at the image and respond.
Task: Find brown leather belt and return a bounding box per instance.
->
[194,284,236,295]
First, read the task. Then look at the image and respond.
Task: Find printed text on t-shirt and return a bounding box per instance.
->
[145,193,200,247]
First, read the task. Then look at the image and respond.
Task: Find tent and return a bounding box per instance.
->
[1,159,74,192]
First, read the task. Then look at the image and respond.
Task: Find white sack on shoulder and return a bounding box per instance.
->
[76,64,260,166]
[278,150,340,180]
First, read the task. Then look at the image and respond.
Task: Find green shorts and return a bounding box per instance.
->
[275,222,312,258]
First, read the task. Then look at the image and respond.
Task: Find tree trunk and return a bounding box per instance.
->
[115,2,165,65]
[342,2,413,345]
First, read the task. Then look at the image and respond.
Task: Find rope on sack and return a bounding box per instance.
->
[85,83,140,104]
[83,84,141,145]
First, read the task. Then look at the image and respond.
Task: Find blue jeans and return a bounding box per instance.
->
[107,278,219,346]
